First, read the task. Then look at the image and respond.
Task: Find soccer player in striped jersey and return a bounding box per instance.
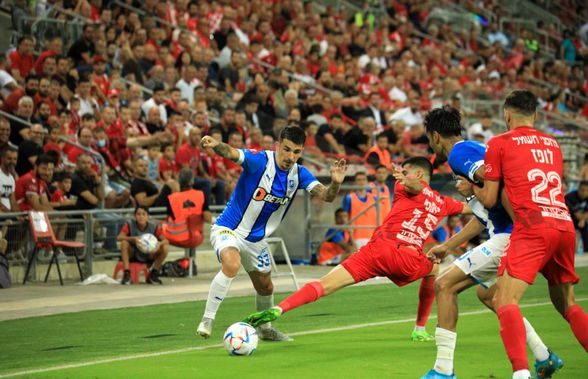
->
[421,106,562,379]
[197,126,347,341]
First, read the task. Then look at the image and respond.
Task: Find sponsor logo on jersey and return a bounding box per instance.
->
[253,187,289,205]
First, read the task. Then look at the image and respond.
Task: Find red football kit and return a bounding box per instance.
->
[15,171,49,211]
[484,126,578,285]
[341,181,463,286]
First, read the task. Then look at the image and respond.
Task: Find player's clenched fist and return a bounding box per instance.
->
[200,136,219,149]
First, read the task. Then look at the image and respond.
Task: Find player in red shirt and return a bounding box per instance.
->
[244,157,470,330]
[14,154,54,212]
[474,90,588,378]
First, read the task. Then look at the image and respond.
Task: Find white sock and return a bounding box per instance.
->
[256,294,274,330]
[523,317,549,361]
[434,327,457,375]
[512,369,532,379]
[414,325,426,332]
[203,271,234,320]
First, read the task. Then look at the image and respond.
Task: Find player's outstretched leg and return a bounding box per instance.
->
[197,248,240,339]
[244,265,356,327]
[412,275,436,342]
[475,286,562,379]
[249,271,292,342]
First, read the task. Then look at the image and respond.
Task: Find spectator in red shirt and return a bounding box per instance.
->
[49,172,76,210]
[67,127,94,165]
[2,74,38,114]
[91,55,110,101]
[14,154,54,211]
[247,127,263,150]
[34,37,62,76]
[159,143,178,181]
[9,36,34,83]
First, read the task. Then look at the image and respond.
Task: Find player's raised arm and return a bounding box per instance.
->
[310,159,348,202]
[200,136,241,162]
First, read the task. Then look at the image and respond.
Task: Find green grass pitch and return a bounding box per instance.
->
[1,267,587,378]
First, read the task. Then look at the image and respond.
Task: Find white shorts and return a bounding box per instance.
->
[453,233,510,288]
[210,225,272,273]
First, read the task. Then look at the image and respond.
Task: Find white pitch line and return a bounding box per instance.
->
[1,298,586,378]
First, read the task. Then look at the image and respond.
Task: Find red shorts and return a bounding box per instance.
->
[341,241,433,287]
[498,224,579,285]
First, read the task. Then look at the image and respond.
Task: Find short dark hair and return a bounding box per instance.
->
[335,208,347,216]
[56,171,72,182]
[36,154,55,166]
[135,205,150,214]
[178,168,194,190]
[580,181,588,187]
[424,105,462,137]
[354,172,367,181]
[375,164,387,171]
[503,90,538,116]
[279,126,306,146]
[402,156,433,178]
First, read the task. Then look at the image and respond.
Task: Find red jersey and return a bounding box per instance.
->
[370,181,463,251]
[9,51,34,78]
[159,157,178,179]
[51,189,67,203]
[484,126,573,231]
[175,143,200,173]
[15,171,49,211]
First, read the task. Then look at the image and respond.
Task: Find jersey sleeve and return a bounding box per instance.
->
[432,227,447,242]
[154,224,163,239]
[239,149,267,173]
[484,137,503,181]
[442,196,464,216]
[448,143,484,183]
[299,165,320,192]
[120,223,129,236]
[343,194,351,213]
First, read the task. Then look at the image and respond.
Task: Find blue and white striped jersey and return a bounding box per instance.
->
[215,149,320,242]
[448,140,513,236]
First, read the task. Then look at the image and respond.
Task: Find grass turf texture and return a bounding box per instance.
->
[1,267,587,379]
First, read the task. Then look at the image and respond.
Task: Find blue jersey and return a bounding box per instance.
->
[448,141,512,236]
[216,149,320,242]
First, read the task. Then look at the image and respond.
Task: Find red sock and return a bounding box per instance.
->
[564,304,588,352]
[415,276,435,327]
[497,304,528,371]
[278,281,324,314]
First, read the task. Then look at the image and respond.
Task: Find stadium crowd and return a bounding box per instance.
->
[0,0,587,258]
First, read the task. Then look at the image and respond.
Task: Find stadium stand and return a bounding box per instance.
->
[0,0,587,279]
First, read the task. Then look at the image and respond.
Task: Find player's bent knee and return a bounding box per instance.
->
[434,276,452,295]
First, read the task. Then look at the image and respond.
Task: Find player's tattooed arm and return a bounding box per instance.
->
[311,159,348,202]
[200,136,240,162]
[311,182,341,202]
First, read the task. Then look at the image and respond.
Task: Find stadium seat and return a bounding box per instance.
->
[113,261,149,284]
[23,212,86,286]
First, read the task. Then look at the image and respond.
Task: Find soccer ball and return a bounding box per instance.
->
[223,322,258,356]
[139,233,158,253]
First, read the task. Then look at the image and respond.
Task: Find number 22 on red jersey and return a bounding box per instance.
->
[484,127,572,228]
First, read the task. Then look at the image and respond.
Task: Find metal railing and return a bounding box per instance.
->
[4,204,226,281]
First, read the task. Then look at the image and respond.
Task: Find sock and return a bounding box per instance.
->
[416,276,435,327]
[497,304,529,371]
[523,317,549,361]
[434,327,457,375]
[203,271,234,320]
[278,281,324,314]
[256,294,274,330]
[414,325,426,332]
[512,369,532,379]
[564,304,588,352]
